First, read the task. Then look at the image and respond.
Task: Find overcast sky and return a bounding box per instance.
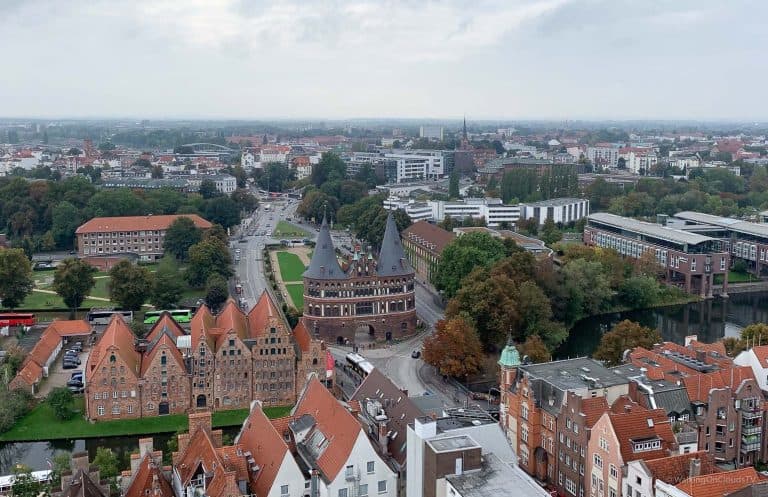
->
[0,0,765,121]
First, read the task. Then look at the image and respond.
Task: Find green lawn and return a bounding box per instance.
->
[277,251,307,282]
[715,271,758,284]
[285,283,304,309]
[1,291,112,311]
[91,277,111,299]
[0,397,293,442]
[272,221,309,238]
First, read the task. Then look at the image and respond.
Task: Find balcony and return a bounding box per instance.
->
[742,425,762,436]
[741,410,762,420]
[741,442,761,453]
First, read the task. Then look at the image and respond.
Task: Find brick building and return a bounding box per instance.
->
[75,214,212,263]
[85,291,331,420]
[302,213,417,344]
[401,220,454,281]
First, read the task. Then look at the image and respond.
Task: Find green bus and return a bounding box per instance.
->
[144,309,193,325]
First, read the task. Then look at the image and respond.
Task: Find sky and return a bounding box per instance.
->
[0,0,765,121]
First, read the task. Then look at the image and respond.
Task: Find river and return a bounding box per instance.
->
[556,291,768,359]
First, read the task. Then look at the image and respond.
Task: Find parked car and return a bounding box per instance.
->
[411,350,421,359]
[66,379,83,388]
[62,361,78,370]
[70,342,83,352]
[68,385,84,394]
[65,349,79,356]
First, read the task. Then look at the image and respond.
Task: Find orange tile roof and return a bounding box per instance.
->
[50,319,91,336]
[141,332,185,377]
[238,406,290,497]
[88,314,140,376]
[676,467,762,497]
[292,376,362,481]
[402,221,455,255]
[175,423,236,496]
[608,406,676,462]
[26,326,62,368]
[683,366,757,403]
[247,291,281,337]
[216,444,249,482]
[14,361,43,386]
[76,214,212,234]
[293,319,311,353]
[123,454,174,497]
[145,313,185,343]
[750,345,768,368]
[190,305,216,350]
[215,299,248,339]
[580,396,609,427]
[643,451,719,487]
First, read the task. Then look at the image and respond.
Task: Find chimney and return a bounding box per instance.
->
[139,437,154,458]
[624,405,632,413]
[689,458,701,478]
[310,470,320,497]
[71,452,89,472]
[378,420,389,456]
[695,350,707,363]
[189,410,213,436]
[130,453,141,474]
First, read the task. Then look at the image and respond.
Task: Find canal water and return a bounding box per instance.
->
[556,291,768,359]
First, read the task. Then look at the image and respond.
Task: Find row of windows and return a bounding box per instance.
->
[96,404,134,416]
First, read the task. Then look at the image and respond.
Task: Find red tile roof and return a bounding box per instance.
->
[238,405,290,497]
[141,332,185,377]
[175,419,242,497]
[14,361,43,387]
[247,291,281,337]
[145,313,185,343]
[49,319,91,336]
[293,319,311,353]
[676,467,762,497]
[683,366,757,403]
[216,299,248,339]
[88,314,140,376]
[123,454,174,497]
[580,397,609,427]
[76,214,212,234]
[292,376,362,481]
[643,451,719,487]
[402,221,455,255]
[26,326,62,368]
[750,345,768,368]
[608,406,677,462]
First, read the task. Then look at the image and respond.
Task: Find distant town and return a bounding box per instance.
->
[1,118,768,497]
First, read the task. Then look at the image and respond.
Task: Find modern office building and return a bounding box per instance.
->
[383,197,521,227]
[419,125,444,140]
[385,150,448,182]
[520,198,590,226]
[584,213,730,296]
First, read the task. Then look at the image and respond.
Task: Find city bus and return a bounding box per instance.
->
[345,352,374,379]
[87,309,133,325]
[144,309,193,325]
[0,313,36,327]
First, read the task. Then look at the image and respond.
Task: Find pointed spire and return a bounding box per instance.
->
[463,115,468,141]
[376,212,412,277]
[304,214,344,279]
[499,334,521,368]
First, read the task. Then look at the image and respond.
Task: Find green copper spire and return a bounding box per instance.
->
[498,336,521,367]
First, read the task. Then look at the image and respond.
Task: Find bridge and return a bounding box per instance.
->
[178,143,237,155]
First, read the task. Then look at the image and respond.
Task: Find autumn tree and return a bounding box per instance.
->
[518,335,551,363]
[740,323,768,348]
[593,320,661,366]
[422,317,483,378]
[433,232,507,298]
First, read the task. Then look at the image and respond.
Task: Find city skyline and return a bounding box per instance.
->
[1,0,766,120]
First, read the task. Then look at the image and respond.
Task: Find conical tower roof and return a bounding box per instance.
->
[303,215,345,279]
[377,212,412,277]
[498,335,521,368]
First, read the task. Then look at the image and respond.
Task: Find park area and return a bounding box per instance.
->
[272,220,309,239]
[271,248,311,309]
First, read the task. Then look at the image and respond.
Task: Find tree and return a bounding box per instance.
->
[67,147,81,156]
[0,248,34,310]
[108,260,152,311]
[92,447,120,492]
[50,454,72,489]
[297,190,339,223]
[131,319,148,339]
[53,258,96,315]
[186,237,233,287]
[256,163,295,192]
[151,165,164,179]
[593,320,661,366]
[540,217,562,245]
[310,152,347,187]
[151,256,184,309]
[204,274,229,312]
[199,179,219,199]
[518,335,551,363]
[47,387,75,420]
[11,465,43,497]
[740,323,768,348]
[203,196,240,228]
[422,317,483,378]
[203,224,228,245]
[433,232,507,298]
[448,170,460,199]
[354,163,381,188]
[561,259,613,322]
[51,201,82,249]
[618,276,660,309]
[164,216,202,260]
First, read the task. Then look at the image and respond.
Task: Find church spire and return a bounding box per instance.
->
[463,115,468,141]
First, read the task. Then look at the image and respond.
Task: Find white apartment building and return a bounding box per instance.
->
[261,148,289,164]
[385,150,446,182]
[669,156,701,171]
[383,197,520,227]
[587,146,619,169]
[520,198,590,225]
[627,151,659,174]
[241,150,259,169]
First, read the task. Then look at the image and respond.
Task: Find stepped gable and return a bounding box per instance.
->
[124,453,173,497]
[141,332,185,376]
[304,215,344,279]
[247,291,283,336]
[88,314,140,375]
[189,304,217,350]
[238,405,291,497]
[145,313,185,343]
[376,212,412,277]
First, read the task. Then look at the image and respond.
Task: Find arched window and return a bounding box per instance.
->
[110,354,116,363]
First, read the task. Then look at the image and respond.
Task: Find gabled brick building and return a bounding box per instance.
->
[85,290,332,420]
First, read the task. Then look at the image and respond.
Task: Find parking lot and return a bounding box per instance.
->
[37,340,90,398]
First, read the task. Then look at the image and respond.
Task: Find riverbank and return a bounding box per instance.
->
[0,398,292,442]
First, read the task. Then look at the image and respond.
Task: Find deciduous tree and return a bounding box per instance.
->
[186,237,232,287]
[52,258,96,315]
[518,335,551,363]
[0,248,34,310]
[422,317,483,378]
[434,232,506,298]
[204,274,229,312]
[47,387,74,420]
[151,256,184,309]
[164,216,202,260]
[108,260,152,311]
[593,320,660,366]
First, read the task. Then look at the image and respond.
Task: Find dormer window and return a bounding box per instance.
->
[110,354,116,363]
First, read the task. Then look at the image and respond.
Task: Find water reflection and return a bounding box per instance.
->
[557,291,768,359]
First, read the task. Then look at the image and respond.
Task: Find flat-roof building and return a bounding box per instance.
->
[584,213,730,297]
[520,198,589,226]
